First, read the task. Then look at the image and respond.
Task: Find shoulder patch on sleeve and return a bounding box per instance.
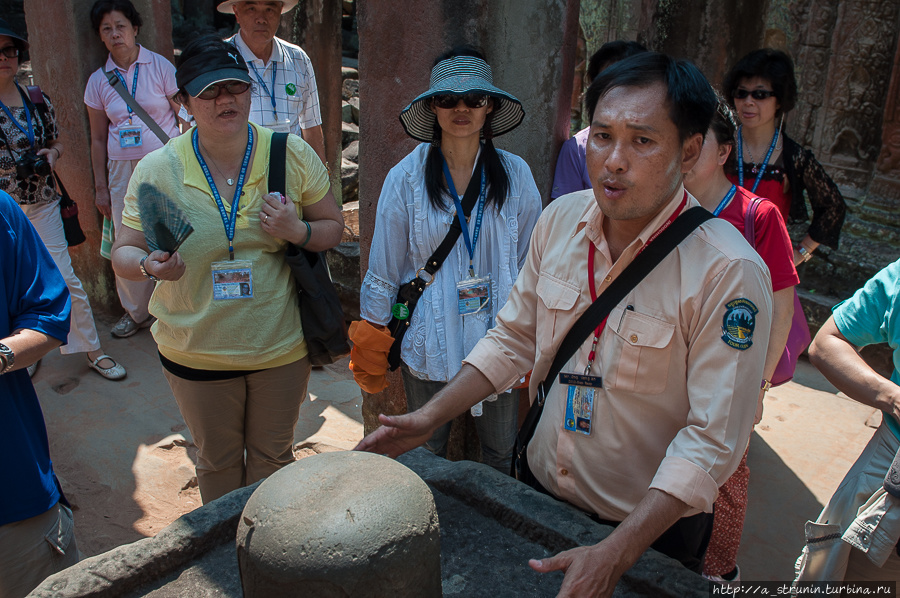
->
[721,298,758,350]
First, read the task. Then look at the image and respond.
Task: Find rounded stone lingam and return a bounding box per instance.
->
[236,451,441,597]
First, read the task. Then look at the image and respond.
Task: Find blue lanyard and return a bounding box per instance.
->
[113,63,140,118]
[0,83,34,147]
[737,125,779,194]
[248,61,278,121]
[712,185,738,216]
[191,124,254,260]
[441,156,487,277]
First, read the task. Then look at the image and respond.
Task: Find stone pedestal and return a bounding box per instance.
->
[236,451,441,598]
[23,0,174,313]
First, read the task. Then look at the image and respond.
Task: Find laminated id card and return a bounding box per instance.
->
[560,372,602,436]
[119,126,142,148]
[457,275,491,316]
[266,118,292,133]
[211,260,254,300]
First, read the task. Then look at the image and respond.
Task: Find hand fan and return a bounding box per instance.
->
[137,183,193,253]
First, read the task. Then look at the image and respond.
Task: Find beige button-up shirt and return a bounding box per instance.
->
[465,187,773,521]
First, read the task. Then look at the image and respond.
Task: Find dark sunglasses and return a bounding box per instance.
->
[0,46,20,59]
[431,93,490,109]
[733,88,776,101]
[195,81,251,100]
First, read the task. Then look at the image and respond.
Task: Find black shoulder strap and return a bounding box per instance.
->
[420,153,486,277]
[103,70,171,144]
[269,132,288,196]
[537,205,714,400]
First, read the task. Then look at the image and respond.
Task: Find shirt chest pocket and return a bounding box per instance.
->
[535,274,580,354]
[605,307,675,395]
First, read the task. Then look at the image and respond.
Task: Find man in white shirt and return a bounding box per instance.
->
[219,1,327,165]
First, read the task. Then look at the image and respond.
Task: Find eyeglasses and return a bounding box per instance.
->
[0,46,20,59]
[194,81,251,100]
[733,88,776,101]
[432,94,490,109]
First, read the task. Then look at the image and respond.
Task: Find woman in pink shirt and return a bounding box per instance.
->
[84,0,181,339]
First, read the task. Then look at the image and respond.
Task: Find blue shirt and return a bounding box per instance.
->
[0,191,71,526]
[833,258,900,441]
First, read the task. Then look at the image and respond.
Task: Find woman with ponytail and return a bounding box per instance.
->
[354,46,541,473]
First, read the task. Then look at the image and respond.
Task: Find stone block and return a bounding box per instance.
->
[348,96,360,124]
[343,139,359,164]
[236,452,441,598]
[326,242,361,322]
[342,121,360,145]
[341,101,354,124]
[341,201,360,241]
[342,78,360,100]
[341,65,359,81]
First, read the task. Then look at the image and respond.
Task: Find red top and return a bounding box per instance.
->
[717,185,799,293]
[726,160,792,221]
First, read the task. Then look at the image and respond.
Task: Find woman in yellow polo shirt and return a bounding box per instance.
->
[110,35,343,503]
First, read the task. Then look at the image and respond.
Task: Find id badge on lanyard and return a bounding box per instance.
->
[211,260,254,299]
[442,156,491,317]
[119,124,142,148]
[457,274,491,315]
[116,67,142,148]
[561,372,600,435]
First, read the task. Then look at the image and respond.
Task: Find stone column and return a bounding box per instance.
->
[357,0,579,455]
[290,0,343,204]
[23,0,174,313]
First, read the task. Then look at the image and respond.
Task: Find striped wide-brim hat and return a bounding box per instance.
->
[399,56,525,142]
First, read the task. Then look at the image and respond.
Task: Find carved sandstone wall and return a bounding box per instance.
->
[583,0,900,302]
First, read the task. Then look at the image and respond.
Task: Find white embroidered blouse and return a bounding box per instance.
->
[361,142,541,384]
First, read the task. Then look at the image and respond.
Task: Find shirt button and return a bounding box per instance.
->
[604,275,612,283]
[630,334,638,343]
[560,468,568,476]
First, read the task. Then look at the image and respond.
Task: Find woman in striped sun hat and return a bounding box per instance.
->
[354,46,541,473]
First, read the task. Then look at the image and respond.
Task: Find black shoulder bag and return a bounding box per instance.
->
[270,132,350,366]
[512,206,714,483]
[386,154,486,371]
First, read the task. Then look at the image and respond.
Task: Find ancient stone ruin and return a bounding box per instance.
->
[28,450,708,597]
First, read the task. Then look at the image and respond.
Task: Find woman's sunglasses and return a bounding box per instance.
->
[195,81,251,100]
[0,46,20,59]
[733,88,776,101]
[432,94,490,109]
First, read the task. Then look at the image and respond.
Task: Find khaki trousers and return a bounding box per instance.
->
[164,357,311,503]
[0,502,79,598]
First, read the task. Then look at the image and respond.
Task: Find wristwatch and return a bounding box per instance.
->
[0,342,14,374]
[140,256,159,282]
[798,246,813,263]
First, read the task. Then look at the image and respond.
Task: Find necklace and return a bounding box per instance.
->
[199,142,237,186]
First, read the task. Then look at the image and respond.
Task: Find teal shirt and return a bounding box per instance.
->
[833,258,900,441]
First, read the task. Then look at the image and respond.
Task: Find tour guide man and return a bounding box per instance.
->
[219,0,327,165]
[356,52,774,596]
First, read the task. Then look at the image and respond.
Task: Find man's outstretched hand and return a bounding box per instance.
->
[354,410,436,458]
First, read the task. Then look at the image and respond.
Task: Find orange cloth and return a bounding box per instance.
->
[348,320,394,394]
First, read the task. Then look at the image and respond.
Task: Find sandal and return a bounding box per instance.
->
[87,354,126,381]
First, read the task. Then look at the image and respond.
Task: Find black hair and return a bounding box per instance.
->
[423,45,511,213]
[584,51,717,143]
[723,48,797,118]
[709,93,738,146]
[174,33,235,100]
[90,0,143,33]
[586,40,647,83]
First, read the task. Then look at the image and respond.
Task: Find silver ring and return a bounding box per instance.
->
[263,213,269,223]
